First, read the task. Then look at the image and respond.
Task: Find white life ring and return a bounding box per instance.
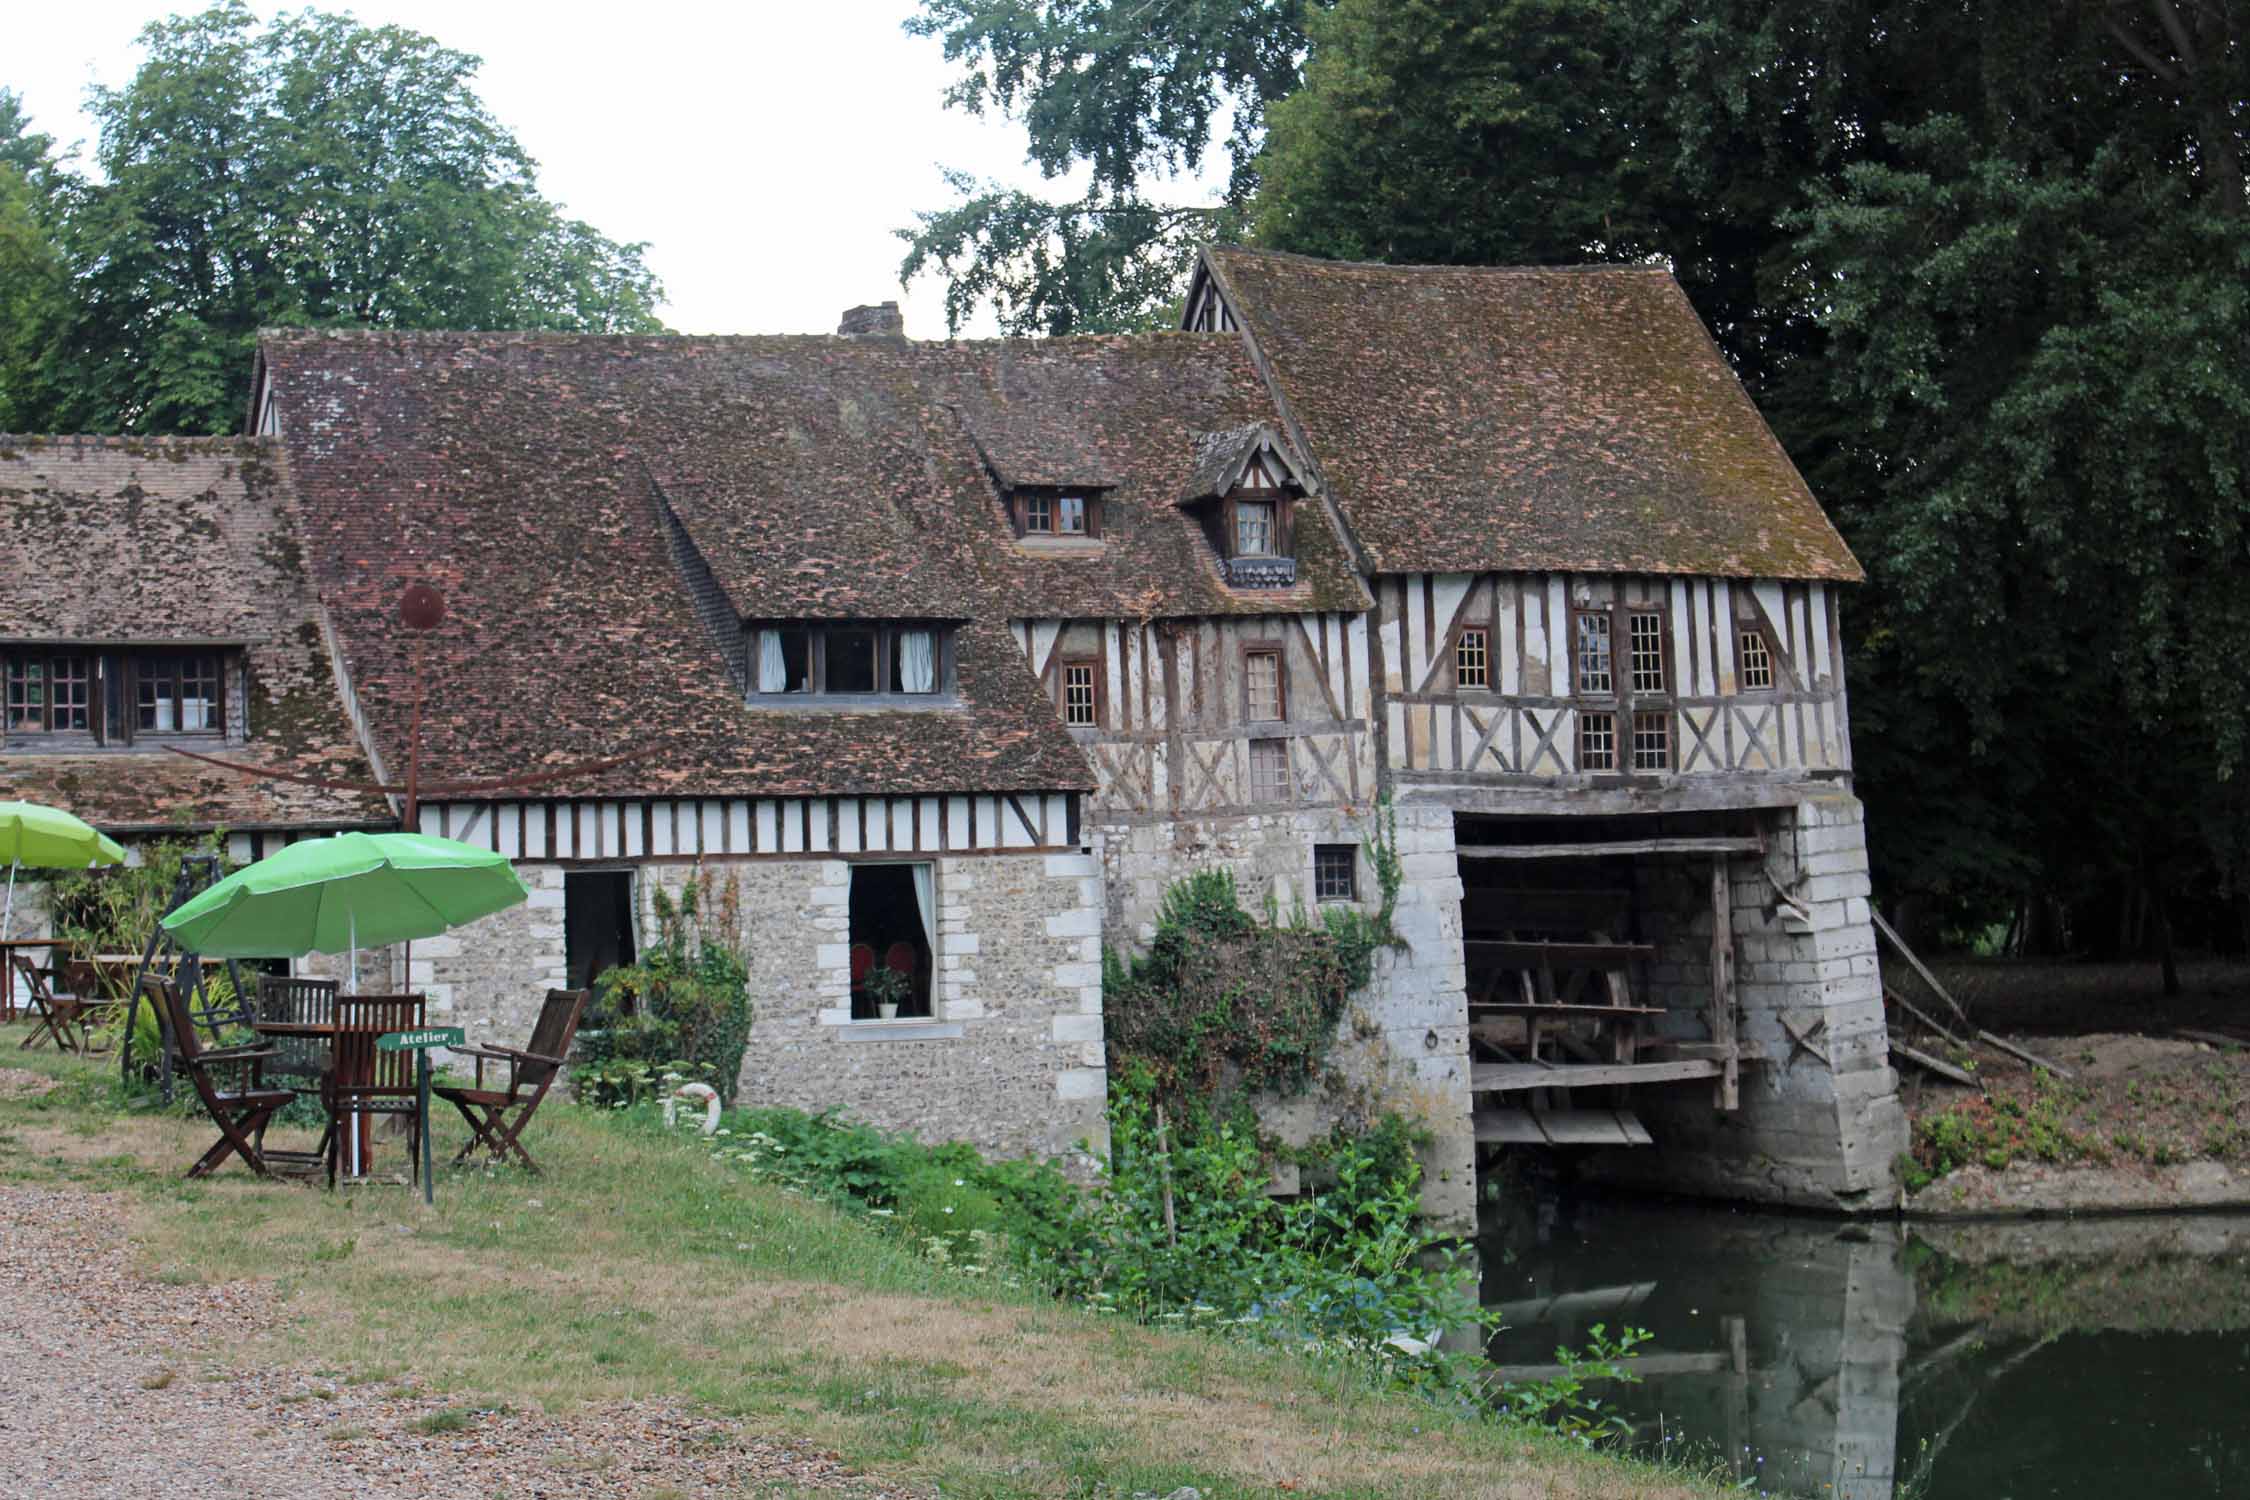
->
[662,1081,723,1135]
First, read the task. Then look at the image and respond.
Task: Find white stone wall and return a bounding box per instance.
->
[1093,804,1476,1233]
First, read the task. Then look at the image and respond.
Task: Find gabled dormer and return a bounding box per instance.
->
[1180,424,1311,590]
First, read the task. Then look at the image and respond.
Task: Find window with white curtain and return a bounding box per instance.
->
[745,624,947,700]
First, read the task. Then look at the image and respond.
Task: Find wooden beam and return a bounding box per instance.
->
[1871,909,1975,1030]
[1885,986,1972,1051]
[1649,1038,1772,1064]
[1471,1058,1723,1092]
[1976,1029,2075,1080]
[1710,856,1739,1110]
[1464,939,1658,966]
[1891,1036,1979,1088]
[1457,835,1765,860]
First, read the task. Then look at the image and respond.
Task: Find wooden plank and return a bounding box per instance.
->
[1471,1058,1722,1092]
[1470,1003,1666,1021]
[1471,1108,1653,1146]
[1891,1036,1979,1088]
[1491,1353,1732,1383]
[1871,909,1975,1029]
[1457,836,1763,860]
[1885,987,1971,1051]
[1649,1039,1772,1063]
[1976,1028,2076,1080]
[1464,939,1657,966]
[1710,856,1739,1110]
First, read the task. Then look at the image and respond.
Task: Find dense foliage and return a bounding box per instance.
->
[906,0,2250,967]
[579,873,754,1106]
[1103,811,1402,1110]
[0,3,663,434]
[708,1079,1480,1382]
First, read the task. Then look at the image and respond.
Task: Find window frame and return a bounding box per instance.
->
[1736,620,1782,693]
[1060,656,1102,728]
[1242,644,1287,723]
[1249,736,1291,804]
[1578,708,1618,771]
[744,623,952,702]
[1220,488,1292,561]
[1011,487,1102,540]
[4,647,229,744]
[1455,625,1490,690]
[1568,598,1673,775]
[1313,843,1359,903]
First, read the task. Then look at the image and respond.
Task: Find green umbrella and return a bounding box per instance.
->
[0,800,128,941]
[160,831,530,961]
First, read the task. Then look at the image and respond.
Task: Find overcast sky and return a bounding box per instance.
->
[9,1,1186,338]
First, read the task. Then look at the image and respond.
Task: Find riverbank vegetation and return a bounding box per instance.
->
[0,1033,1723,1499]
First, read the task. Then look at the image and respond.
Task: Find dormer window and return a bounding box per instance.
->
[5,647,232,747]
[1011,488,1101,540]
[748,623,950,701]
[1234,498,1277,557]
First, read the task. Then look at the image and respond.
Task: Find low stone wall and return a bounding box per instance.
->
[1094,805,1476,1233]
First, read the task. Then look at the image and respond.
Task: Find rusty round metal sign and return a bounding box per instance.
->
[397,583,447,631]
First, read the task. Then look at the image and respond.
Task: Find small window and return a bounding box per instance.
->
[1631,710,1671,771]
[1250,738,1290,802]
[1739,630,1774,690]
[1055,494,1087,534]
[1314,844,1358,903]
[1456,627,1489,689]
[1023,493,1053,534]
[1575,612,1613,696]
[1578,710,1616,771]
[1628,612,1666,694]
[1061,659,1099,727]
[1235,499,1277,557]
[1245,649,1284,721]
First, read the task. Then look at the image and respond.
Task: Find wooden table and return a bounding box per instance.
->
[251,1014,423,1180]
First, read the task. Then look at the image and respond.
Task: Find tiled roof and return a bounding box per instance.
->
[0,436,388,830]
[1180,422,1302,506]
[1201,247,1863,581]
[254,332,1126,799]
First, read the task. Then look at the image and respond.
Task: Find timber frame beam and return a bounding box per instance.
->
[1456,834,1764,861]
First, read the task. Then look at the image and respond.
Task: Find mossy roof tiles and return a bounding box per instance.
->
[1203,246,1863,582]
[0,436,387,830]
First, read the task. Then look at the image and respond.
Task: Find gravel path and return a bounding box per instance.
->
[0,1184,917,1498]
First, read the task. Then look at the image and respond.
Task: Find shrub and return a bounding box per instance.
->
[578,869,753,1105]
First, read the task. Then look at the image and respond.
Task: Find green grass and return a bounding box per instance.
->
[0,1033,1725,1500]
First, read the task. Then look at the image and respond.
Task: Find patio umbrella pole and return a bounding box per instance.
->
[3,858,16,942]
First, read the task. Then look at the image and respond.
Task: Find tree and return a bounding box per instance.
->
[898,0,1314,332]
[1251,0,2250,962]
[0,92,69,430]
[21,3,665,434]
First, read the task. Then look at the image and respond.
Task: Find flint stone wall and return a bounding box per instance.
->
[416,854,1108,1167]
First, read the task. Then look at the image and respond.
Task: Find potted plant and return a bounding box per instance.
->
[863,965,911,1021]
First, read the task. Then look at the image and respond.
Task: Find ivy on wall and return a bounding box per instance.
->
[1103,802,1404,1110]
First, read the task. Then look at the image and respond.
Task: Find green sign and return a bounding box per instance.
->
[376,1026,465,1052]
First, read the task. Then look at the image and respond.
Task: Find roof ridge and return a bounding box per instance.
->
[0,433,273,452]
[1206,243,1672,277]
[256,326,1232,352]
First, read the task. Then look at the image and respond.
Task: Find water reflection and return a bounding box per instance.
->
[1480,1196,2250,1499]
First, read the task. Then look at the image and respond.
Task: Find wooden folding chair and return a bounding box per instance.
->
[435,989,587,1174]
[324,994,427,1189]
[13,954,89,1054]
[150,977,295,1180]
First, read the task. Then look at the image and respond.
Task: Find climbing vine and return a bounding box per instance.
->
[1103,801,1405,1110]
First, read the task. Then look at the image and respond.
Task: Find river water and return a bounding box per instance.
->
[1479,1194,2250,1498]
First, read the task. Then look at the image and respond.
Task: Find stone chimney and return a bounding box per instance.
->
[838,301,905,337]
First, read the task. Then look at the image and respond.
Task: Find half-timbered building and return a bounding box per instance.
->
[0,249,1907,1216]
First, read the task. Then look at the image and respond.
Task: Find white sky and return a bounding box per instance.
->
[6,0,1187,338]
